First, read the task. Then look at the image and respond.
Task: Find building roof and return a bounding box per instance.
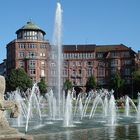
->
[95,44,131,52]
[16,21,46,35]
[21,21,41,30]
[63,44,96,52]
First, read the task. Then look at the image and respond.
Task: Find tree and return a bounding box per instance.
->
[37,78,47,95]
[63,79,73,92]
[110,72,124,98]
[133,70,140,93]
[6,68,32,92]
[86,75,96,92]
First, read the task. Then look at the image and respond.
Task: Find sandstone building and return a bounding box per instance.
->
[4,21,137,93]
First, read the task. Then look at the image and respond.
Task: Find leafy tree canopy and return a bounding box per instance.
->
[37,78,47,95]
[110,72,124,98]
[86,75,96,92]
[133,70,140,82]
[63,79,73,91]
[133,70,140,93]
[6,68,32,92]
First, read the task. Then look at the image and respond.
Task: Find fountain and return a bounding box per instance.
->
[125,95,137,117]
[63,91,73,127]
[3,2,140,140]
[0,75,32,139]
[50,2,63,119]
[137,93,140,122]
[107,94,117,125]
[4,81,140,140]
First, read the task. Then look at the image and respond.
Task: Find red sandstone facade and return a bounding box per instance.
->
[63,44,136,88]
[6,21,137,89]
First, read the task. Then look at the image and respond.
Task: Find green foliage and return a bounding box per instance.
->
[6,68,32,92]
[133,70,140,82]
[133,70,140,92]
[110,73,124,98]
[37,78,47,95]
[86,75,96,92]
[63,79,72,91]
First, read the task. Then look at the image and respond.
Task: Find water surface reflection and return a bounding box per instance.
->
[33,124,140,140]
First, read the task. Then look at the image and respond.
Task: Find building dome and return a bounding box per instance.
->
[16,21,46,40]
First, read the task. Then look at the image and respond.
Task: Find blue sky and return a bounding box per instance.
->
[0,0,140,63]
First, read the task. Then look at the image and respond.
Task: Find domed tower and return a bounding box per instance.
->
[16,20,46,40]
[6,21,50,83]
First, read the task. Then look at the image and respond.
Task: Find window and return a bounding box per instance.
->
[87,61,92,66]
[51,69,56,75]
[121,51,130,57]
[23,31,41,40]
[111,59,118,66]
[19,44,25,49]
[124,60,132,65]
[63,69,68,76]
[40,52,45,57]
[77,61,82,66]
[73,62,76,67]
[64,61,68,66]
[87,68,92,76]
[97,53,103,58]
[19,61,24,68]
[98,68,105,77]
[73,70,76,75]
[29,69,36,75]
[41,61,45,68]
[50,62,56,67]
[41,69,45,77]
[28,44,37,48]
[111,52,119,57]
[28,52,36,58]
[40,44,46,48]
[29,60,36,68]
[19,52,24,58]
[111,68,117,75]
[124,68,130,76]
[78,69,82,75]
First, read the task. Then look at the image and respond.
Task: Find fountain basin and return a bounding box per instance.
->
[9,114,140,140]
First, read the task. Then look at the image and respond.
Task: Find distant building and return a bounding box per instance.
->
[6,21,50,83]
[135,51,140,70]
[4,21,138,93]
[63,44,136,89]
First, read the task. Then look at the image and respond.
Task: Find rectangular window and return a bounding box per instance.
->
[98,68,105,77]
[111,52,119,57]
[19,44,25,49]
[111,59,118,67]
[87,68,92,76]
[41,69,45,77]
[19,52,24,58]
[41,61,45,68]
[29,69,36,75]
[111,68,117,75]
[29,60,36,68]
[19,61,24,68]
[124,60,132,65]
[124,68,130,75]
[97,53,103,58]
[28,52,36,58]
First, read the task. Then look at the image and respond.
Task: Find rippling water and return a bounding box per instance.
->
[12,115,140,140]
[32,124,140,140]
